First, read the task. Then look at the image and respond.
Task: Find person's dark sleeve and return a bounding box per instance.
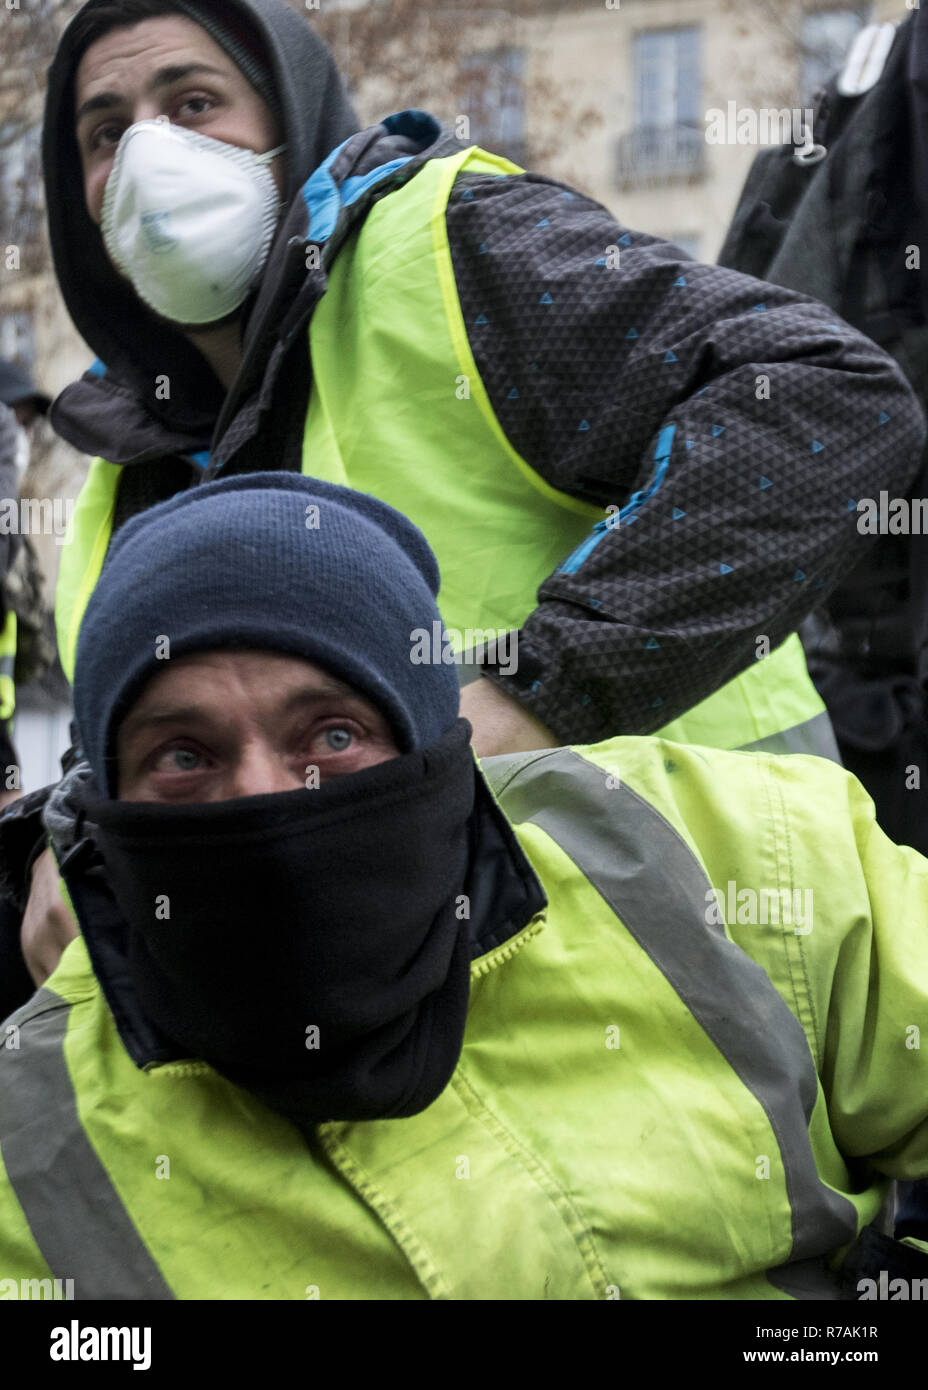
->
[446,171,927,742]
[0,740,91,1018]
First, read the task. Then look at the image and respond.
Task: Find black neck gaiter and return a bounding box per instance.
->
[87,722,476,1128]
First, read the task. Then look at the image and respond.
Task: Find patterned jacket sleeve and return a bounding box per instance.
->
[446,172,926,742]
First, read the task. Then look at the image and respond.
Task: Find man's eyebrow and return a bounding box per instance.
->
[283,680,362,709]
[76,64,229,126]
[120,683,366,742]
[119,705,212,742]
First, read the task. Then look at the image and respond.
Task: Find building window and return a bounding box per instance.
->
[800,6,871,100]
[459,48,526,167]
[618,27,704,187]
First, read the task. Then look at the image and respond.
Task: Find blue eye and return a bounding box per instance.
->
[170,748,201,771]
[324,728,352,752]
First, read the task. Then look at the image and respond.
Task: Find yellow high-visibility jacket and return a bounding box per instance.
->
[0,737,926,1299]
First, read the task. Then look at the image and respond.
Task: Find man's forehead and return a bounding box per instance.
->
[124,651,361,720]
[75,13,233,107]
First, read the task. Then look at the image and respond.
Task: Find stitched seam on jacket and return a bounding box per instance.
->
[770,757,821,1063]
[755,752,804,1048]
[450,1067,609,1296]
[314,1125,450,1300]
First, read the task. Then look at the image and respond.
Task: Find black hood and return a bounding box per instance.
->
[42,0,360,426]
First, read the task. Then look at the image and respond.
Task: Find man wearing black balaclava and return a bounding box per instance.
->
[2,0,926,1007]
[0,471,927,1302]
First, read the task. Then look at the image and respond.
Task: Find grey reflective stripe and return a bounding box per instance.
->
[493,747,858,1299]
[0,989,174,1300]
[0,657,14,680]
[741,711,842,763]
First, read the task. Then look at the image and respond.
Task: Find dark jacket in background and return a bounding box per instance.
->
[719,14,928,855]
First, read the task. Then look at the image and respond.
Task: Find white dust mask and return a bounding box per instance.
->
[100,118,286,326]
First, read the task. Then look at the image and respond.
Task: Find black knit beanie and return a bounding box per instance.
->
[74,473,463,795]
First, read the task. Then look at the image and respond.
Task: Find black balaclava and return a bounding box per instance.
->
[88,724,479,1127]
[43,0,360,428]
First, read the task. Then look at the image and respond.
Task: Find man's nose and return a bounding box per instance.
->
[131,102,173,126]
[228,741,302,799]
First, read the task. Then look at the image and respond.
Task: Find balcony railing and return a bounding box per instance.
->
[616,123,706,189]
